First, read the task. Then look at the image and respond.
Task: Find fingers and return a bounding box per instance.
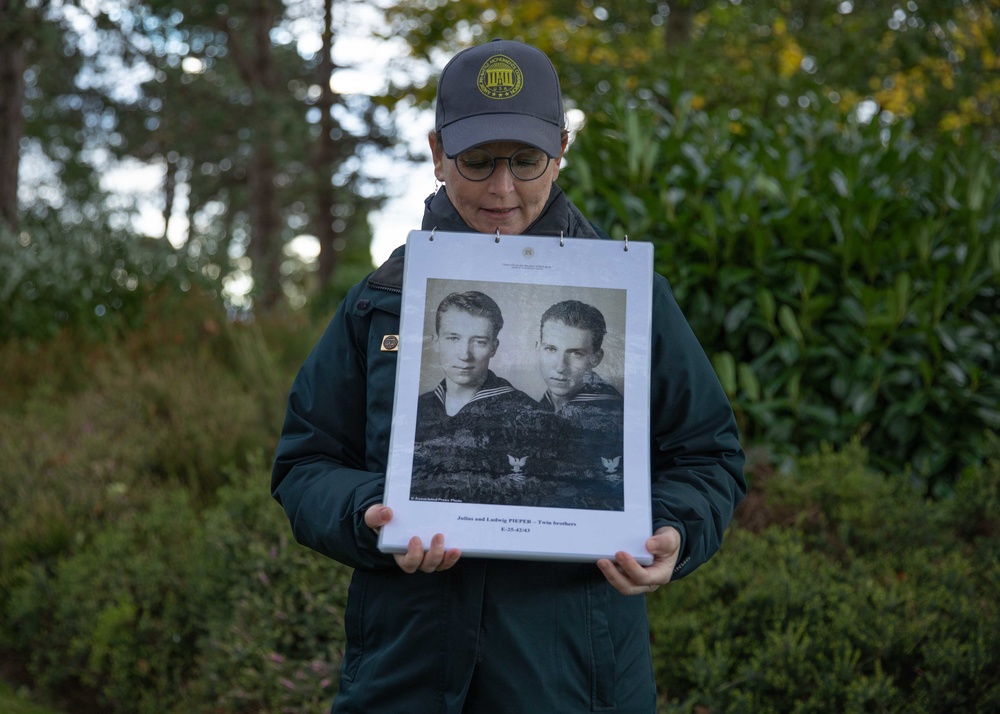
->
[597,540,677,596]
[418,533,446,573]
[366,505,461,574]
[393,534,462,574]
[415,533,463,573]
[597,554,663,596]
[614,550,651,582]
[648,526,682,556]
[596,558,630,595]
[364,504,393,532]
[365,503,462,573]
[439,547,462,571]
[394,535,425,573]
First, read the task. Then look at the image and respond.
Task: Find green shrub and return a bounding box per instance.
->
[0,220,215,343]
[944,432,1000,545]
[6,490,221,714]
[188,473,353,713]
[0,682,64,714]
[0,280,306,413]
[564,93,1000,490]
[4,425,998,712]
[654,528,903,713]
[0,327,282,570]
[756,440,946,558]
[3,461,355,714]
[650,443,1000,713]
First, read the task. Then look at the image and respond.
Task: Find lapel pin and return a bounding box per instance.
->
[380,335,399,352]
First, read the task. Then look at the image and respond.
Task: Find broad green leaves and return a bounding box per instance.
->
[563,92,999,489]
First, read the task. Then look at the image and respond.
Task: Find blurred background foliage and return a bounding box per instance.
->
[384,0,1000,140]
[562,96,999,492]
[2,0,387,315]
[1,0,999,712]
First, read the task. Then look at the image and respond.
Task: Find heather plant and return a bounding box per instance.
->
[189,472,352,713]
[4,461,352,714]
[0,683,62,714]
[564,92,1000,490]
[0,285,297,566]
[5,490,220,714]
[0,291,298,691]
[0,351,274,575]
[944,432,1000,546]
[0,286,275,412]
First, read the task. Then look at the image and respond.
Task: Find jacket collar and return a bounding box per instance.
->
[369,185,602,291]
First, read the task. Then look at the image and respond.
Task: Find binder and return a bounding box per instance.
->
[378,229,654,563]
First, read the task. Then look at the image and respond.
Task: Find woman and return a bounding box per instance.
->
[271,39,746,713]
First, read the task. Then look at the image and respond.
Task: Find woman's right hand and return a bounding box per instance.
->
[365,504,462,574]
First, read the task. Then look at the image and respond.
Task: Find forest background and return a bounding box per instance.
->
[1,1,998,712]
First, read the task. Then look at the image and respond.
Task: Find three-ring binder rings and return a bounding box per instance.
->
[378,230,654,563]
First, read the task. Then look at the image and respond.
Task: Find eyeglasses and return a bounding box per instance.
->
[452,148,552,182]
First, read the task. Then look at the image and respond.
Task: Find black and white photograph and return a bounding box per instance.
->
[410,279,627,511]
[379,229,655,563]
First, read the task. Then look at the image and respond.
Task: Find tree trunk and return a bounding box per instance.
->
[314,0,338,288]
[162,158,176,239]
[0,5,27,234]
[219,0,286,309]
[665,0,695,52]
[247,144,283,309]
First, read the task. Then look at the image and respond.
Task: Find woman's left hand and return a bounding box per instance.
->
[596,526,681,596]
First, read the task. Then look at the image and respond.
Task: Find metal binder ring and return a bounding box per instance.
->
[495,228,501,243]
[429,227,437,241]
[559,231,564,247]
[624,234,629,252]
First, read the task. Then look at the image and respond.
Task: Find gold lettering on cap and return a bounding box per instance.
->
[477,55,523,99]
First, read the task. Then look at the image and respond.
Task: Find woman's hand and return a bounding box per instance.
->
[365,504,462,574]
[596,526,681,595]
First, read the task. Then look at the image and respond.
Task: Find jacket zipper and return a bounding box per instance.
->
[367,279,402,294]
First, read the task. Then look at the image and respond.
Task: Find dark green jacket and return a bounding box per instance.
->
[271,186,746,713]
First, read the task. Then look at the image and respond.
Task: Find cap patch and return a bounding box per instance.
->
[477,54,523,100]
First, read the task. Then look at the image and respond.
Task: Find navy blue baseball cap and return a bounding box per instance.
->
[434,40,565,158]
